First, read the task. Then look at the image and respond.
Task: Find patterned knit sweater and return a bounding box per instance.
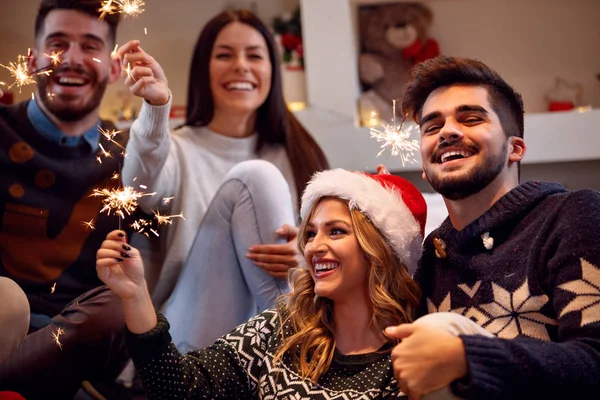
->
[415,181,600,399]
[126,309,405,399]
[0,101,135,316]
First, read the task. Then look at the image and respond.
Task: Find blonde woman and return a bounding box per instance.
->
[96,169,426,398]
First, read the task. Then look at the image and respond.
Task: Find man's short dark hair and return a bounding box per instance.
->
[402,56,524,139]
[35,0,120,46]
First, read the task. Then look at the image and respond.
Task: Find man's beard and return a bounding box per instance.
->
[37,68,108,122]
[425,141,508,201]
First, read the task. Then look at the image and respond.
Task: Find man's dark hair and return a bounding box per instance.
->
[402,56,524,139]
[35,0,120,46]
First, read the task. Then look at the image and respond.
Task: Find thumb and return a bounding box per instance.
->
[377,164,390,175]
[385,323,416,339]
[276,224,297,238]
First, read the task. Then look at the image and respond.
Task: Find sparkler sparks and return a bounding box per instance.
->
[44,50,64,66]
[50,282,57,294]
[163,197,175,205]
[82,219,96,231]
[97,126,126,162]
[153,210,185,226]
[0,55,36,92]
[129,210,185,237]
[99,0,145,20]
[92,186,156,219]
[98,0,117,20]
[111,44,119,60]
[118,0,145,18]
[1,52,55,92]
[369,99,420,166]
[124,63,136,82]
[51,327,65,350]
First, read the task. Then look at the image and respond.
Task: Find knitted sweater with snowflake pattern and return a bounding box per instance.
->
[126,309,405,399]
[415,181,600,399]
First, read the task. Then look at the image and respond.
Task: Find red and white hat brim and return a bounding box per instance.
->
[301,169,423,275]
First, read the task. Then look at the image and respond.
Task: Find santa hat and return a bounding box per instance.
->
[301,169,427,275]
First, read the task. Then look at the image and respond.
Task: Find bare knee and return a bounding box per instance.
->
[0,277,30,361]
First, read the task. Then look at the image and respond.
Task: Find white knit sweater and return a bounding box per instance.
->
[122,99,297,306]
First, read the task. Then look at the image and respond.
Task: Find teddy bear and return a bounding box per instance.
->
[358,3,439,125]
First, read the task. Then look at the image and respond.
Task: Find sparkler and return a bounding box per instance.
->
[0,55,37,92]
[1,51,59,93]
[51,327,65,350]
[50,282,57,294]
[92,186,156,220]
[98,0,117,21]
[118,0,145,18]
[369,99,420,166]
[98,0,145,20]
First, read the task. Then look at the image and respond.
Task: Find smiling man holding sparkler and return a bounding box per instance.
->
[0,1,140,398]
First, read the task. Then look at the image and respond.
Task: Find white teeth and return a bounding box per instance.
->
[58,77,85,85]
[441,150,472,163]
[314,262,338,272]
[226,82,254,91]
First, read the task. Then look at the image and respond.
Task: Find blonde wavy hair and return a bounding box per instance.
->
[274,197,421,383]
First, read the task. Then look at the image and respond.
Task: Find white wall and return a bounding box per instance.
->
[425,0,600,113]
[0,0,299,120]
[298,0,600,173]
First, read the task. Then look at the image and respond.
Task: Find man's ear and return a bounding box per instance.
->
[508,136,526,163]
[107,52,121,84]
[27,48,40,73]
[421,167,428,181]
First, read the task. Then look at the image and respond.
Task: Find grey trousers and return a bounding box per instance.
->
[163,160,295,352]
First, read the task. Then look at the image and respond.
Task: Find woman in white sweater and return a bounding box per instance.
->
[116,10,328,351]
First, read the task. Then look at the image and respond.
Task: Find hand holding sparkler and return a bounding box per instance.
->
[97,230,145,300]
[117,40,169,106]
[96,230,157,333]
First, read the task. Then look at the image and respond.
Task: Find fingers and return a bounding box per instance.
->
[253,261,290,273]
[247,243,297,255]
[99,231,137,260]
[105,230,128,242]
[246,253,298,266]
[122,50,151,67]
[275,224,299,238]
[385,323,416,339]
[127,76,157,97]
[116,40,141,59]
[377,164,391,175]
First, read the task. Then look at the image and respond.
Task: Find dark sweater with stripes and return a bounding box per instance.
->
[0,101,134,316]
[415,181,600,399]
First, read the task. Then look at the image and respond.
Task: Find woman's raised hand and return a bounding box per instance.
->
[116,40,170,106]
[96,230,146,301]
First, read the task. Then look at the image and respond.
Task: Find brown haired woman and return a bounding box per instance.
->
[115,9,328,351]
[97,169,425,398]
